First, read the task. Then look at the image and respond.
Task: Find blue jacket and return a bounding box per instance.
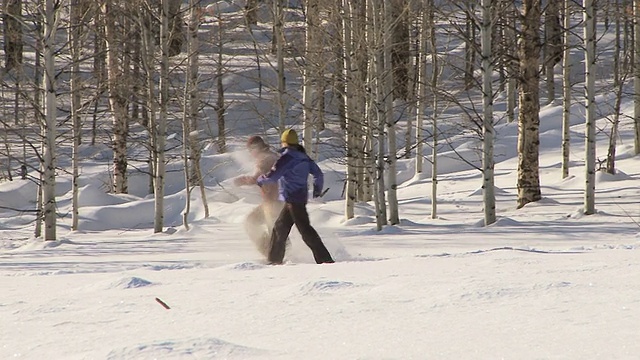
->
[257,146,323,203]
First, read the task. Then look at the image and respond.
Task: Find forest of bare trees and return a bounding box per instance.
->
[1,0,638,239]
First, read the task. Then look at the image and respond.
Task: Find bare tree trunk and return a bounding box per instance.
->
[544,0,562,103]
[481,0,496,226]
[42,0,58,240]
[154,0,170,233]
[141,14,157,198]
[246,0,258,25]
[274,0,286,131]
[634,0,640,154]
[187,0,209,218]
[505,2,517,123]
[303,0,318,158]
[384,0,399,225]
[104,0,129,194]
[70,0,83,231]
[215,11,227,154]
[516,0,542,209]
[372,0,387,230]
[3,0,23,71]
[561,0,571,179]
[415,3,428,176]
[606,0,626,175]
[343,0,356,220]
[429,2,438,219]
[391,0,409,100]
[464,1,476,90]
[583,0,596,215]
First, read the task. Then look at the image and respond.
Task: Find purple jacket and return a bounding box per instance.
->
[257,147,323,203]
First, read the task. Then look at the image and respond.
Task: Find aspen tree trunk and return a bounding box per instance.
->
[104,1,129,194]
[384,0,399,225]
[3,0,23,71]
[415,4,428,176]
[343,0,356,220]
[545,0,562,103]
[481,0,496,225]
[516,0,542,209]
[634,0,640,154]
[373,0,387,230]
[505,1,517,123]
[154,0,170,233]
[274,0,286,130]
[303,0,317,156]
[606,0,625,175]
[141,13,157,198]
[464,1,476,90]
[92,4,106,145]
[429,2,438,219]
[187,0,209,218]
[561,0,571,179]
[215,11,227,153]
[583,0,596,214]
[246,0,258,25]
[70,0,82,231]
[353,0,368,202]
[42,0,58,240]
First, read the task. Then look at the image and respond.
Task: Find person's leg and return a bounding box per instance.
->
[265,201,291,250]
[290,202,334,264]
[268,203,295,264]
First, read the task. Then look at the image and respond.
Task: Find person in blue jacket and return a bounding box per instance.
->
[257,129,334,264]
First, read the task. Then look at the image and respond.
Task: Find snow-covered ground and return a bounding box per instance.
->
[2,3,640,359]
[2,108,640,359]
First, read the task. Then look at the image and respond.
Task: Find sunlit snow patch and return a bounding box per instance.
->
[106,337,269,359]
[110,277,154,289]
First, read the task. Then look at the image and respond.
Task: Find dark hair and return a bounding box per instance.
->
[292,144,306,154]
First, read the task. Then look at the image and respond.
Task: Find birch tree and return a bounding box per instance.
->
[154,0,170,233]
[69,0,86,231]
[583,0,596,215]
[385,0,399,225]
[3,0,23,71]
[104,0,129,194]
[544,0,562,103]
[605,0,629,175]
[634,0,640,154]
[343,0,357,220]
[561,0,572,179]
[42,0,59,240]
[372,0,387,230]
[414,3,428,176]
[481,0,496,225]
[516,0,542,209]
[429,2,438,219]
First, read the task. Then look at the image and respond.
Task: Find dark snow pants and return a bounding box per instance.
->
[268,202,334,264]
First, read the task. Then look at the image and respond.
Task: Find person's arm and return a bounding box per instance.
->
[310,160,324,197]
[257,154,292,186]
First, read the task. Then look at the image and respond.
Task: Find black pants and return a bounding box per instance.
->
[269,202,334,264]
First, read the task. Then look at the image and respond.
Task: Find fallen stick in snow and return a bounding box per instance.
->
[155,297,171,310]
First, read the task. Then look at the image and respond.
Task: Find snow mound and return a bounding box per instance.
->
[77,184,131,207]
[0,179,38,210]
[107,337,269,359]
[595,169,632,183]
[227,262,267,270]
[488,217,525,227]
[110,277,154,289]
[300,280,356,295]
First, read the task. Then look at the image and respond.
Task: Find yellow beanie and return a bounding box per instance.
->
[281,129,299,145]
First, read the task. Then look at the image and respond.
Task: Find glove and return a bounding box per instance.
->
[312,189,322,198]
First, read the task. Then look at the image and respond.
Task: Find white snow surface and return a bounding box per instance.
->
[3,117,640,359]
[2,15,640,360]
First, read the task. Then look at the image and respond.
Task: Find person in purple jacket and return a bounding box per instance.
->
[257,129,334,265]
